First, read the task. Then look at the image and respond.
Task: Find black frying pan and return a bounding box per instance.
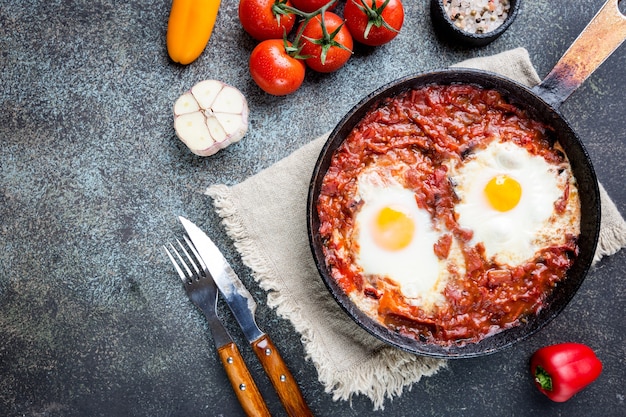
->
[307,0,626,358]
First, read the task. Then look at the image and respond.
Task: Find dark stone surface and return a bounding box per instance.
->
[0,1,624,416]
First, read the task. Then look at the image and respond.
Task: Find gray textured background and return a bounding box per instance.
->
[1,0,624,416]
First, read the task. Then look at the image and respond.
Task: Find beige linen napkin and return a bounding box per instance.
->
[206,48,626,409]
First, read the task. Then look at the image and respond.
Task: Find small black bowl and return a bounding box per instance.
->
[430,0,520,47]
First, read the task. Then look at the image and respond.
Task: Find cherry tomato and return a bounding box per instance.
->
[344,0,404,46]
[290,0,337,13]
[298,12,353,73]
[239,0,296,41]
[249,39,306,95]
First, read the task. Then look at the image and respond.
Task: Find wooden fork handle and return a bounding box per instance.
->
[217,342,271,417]
[252,334,313,417]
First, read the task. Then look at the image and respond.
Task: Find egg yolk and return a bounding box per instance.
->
[372,206,415,251]
[484,174,522,212]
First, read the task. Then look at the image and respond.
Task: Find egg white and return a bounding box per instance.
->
[449,140,566,266]
[353,171,447,304]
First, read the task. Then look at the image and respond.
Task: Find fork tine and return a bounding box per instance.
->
[163,244,188,283]
[163,245,187,281]
[183,234,208,272]
[176,237,202,276]
[170,241,193,278]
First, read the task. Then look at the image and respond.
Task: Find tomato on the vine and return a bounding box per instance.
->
[299,12,353,73]
[289,0,337,13]
[239,0,296,41]
[249,39,306,96]
[344,0,404,46]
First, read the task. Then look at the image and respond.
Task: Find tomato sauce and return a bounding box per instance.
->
[317,85,579,346]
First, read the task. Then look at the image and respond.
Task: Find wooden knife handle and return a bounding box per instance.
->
[252,334,313,417]
[217,342,271,417]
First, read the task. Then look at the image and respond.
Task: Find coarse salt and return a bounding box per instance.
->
[444,0,511,34]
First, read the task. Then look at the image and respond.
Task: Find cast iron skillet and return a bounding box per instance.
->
[307,0,626,358]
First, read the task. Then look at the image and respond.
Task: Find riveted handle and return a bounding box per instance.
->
[217,342,271,417]
[534,0,626,108]
[252,335,314,417]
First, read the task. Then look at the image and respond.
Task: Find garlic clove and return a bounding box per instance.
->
[190,80,222,109]
[213,86,247,114]
[215,112,247,137]
[206,116,227,144]
[174,112,215,149]
[173,92,200,116]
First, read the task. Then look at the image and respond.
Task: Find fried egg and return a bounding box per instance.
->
[353,170,446,303]
[449,140,570,266]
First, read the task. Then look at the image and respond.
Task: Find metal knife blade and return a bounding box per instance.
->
[179,216,264,343]
[179,216,313,417]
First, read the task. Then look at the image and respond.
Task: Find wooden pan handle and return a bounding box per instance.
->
[252,335,314,417]
[534,0,626,108]
[217,342,272,417]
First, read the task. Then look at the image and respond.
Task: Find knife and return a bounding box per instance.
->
[180,216,313,417]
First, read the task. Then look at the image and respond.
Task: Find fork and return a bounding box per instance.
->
[164,237,271,417]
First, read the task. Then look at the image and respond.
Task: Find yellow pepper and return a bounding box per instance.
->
[166,0,221,65]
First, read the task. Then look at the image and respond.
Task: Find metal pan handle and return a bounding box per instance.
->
[533,0,626,108]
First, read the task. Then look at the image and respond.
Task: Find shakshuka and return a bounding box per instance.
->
[316,84,581,346]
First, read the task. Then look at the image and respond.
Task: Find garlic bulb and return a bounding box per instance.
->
[174,80,249,156]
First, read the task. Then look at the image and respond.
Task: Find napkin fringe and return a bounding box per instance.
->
[206,184,445,410]
[322,348,445,409]
[593,184,626,263]
[595,224,626,263]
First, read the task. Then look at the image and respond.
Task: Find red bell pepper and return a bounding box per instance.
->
[530,343,602,402]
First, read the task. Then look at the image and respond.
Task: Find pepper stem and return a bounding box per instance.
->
[534,366,553,391]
